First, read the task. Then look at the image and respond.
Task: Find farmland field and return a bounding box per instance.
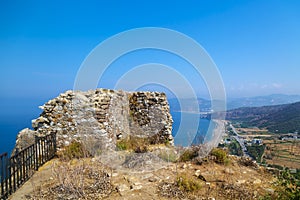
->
[263,140,300,169]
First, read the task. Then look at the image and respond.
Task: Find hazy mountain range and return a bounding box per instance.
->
[227,94,300,110]
[168,94,300,112]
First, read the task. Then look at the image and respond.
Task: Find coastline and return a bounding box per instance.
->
[171,110,212,115]
[209,119,226,148]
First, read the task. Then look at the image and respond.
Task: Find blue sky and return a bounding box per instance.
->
[0,0,300,101]
[0,0,300,153]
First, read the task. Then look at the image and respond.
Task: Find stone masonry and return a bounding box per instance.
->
[14,89,173,152]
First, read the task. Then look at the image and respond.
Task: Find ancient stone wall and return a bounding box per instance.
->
[15,89,173,152]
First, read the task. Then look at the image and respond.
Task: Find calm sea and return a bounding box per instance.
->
[0,114,36,154]
[0,116,33,155]
[171,111,214,147]
[0,97,45,155]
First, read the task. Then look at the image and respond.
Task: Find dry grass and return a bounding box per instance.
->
[11,152,281,200]
[26,159,113,199]
[116,136,149,153]
[237,127,268,133]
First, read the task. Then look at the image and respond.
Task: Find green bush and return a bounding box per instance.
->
[116,139,129,150]
[176,173,202,192]
[61,141,89,160]
[265,169,300,200]
[228,140,243,156]
[247,144,265,163]
[280,170,300,198]
[116,136,149,153]
[210,148,229,164]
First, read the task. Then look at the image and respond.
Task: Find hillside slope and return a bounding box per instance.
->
[226,101,300,133]
[9,154,278,200]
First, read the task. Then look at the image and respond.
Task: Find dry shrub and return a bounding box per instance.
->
[178,146,199,162]
[28,160,113,199]
[217,183,254,200]
[239,157,258,168]
[158,182,185,199]
[59,141,91,161]
[158,173,202,199]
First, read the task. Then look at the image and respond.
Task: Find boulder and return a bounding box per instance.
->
[12,128,37,155]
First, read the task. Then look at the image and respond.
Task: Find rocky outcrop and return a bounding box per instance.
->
[13,128,36,153]
[14,89,173,152]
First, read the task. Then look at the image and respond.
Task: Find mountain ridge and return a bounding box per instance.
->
[168,94,300,112]
[226,101,300,133]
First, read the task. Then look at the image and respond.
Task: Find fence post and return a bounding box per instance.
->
[35,136,39,170]
[8,155,12,195]
[1,154,3,197]
[6,153,11,196]
[0,153,7,198]
[16,148,21,188]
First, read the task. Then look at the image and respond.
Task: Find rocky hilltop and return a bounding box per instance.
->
[14,89,173,152]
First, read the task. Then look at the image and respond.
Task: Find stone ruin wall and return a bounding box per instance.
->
[15,89,173,152]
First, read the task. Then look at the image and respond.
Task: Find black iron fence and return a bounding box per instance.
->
[0,132,56,199]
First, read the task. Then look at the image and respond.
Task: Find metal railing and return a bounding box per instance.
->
[0,132,56,199]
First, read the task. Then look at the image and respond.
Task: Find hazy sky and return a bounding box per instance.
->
[1,0,300,100]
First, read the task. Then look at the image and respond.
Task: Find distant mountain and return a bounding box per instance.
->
[226,101,300,133]
[227,94,300,110]
[168,98,212,112]
[168,94,300,112]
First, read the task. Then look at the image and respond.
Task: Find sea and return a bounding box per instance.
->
[0,110,213,155]
[0,115,35,155]
[171,111,215,147]
[0,97,43,155]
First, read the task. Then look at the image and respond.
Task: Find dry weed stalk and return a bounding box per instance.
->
[28,159,113,199]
